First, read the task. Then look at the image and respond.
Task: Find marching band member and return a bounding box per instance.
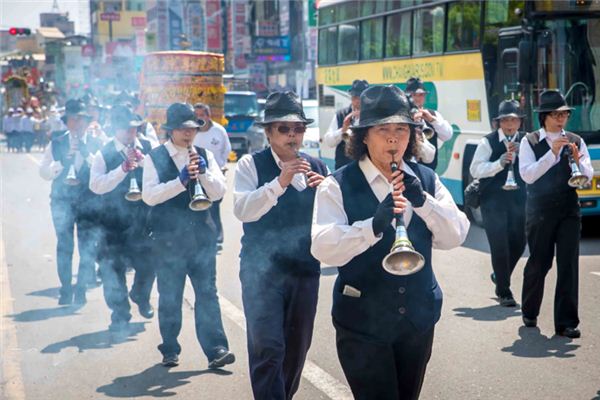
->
[324,79,369,170]
[39,99,104,305]
[311,85,469,400]
[405,77,453,170]
[142,102,234,368]
[192,102,232,249]
[234,91,328,399]
[469,100,526,307]
[89,105,157,334]
[519,90,593,338]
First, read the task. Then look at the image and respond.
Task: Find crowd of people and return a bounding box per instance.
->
[8,76,590,400]
[2,105,65,152]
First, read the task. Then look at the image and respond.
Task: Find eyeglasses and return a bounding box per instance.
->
[549,111,570,119]
[275,125,306,135]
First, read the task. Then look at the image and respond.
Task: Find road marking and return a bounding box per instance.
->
[591,272,600,277]
[26,154,41,166]
[0,214,26,399]
[218,297,353,400]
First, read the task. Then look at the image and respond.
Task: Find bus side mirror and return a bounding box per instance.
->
[518,39,533,84]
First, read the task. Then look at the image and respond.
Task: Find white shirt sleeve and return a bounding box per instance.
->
[233,154,287,223]
[39,142,64,181]
[323,114,344,148]
[518,137,559,184]
[311,175,382,266]
[418,136,436,164]
[144,123,160,147]
[577,139,594,181]
[89,151,128,195]
[413,174,470,250]
[141,154,187,206]
[220,125,232,168]
[197,149,227,201]
[430,111,453,143]
[469,137,504,179]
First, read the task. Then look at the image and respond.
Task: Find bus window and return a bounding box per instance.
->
[386,12,411,58]
[447,1,481,52]
[318,27,337,65]
[360,17,384,60]
[501,48,519,96]
[337,23,359,63]
[413,6,445,56]
[387,0,414,11]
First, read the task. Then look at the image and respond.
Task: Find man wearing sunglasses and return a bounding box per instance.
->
[519,90,593,339]
[233,91,329,399]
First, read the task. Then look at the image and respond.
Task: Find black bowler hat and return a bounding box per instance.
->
[535,90,573,113]
[494,100,524,120]
[161,103,204,131]
[405,77,428,94]
[61,99,92,123]
[255,91,313,126]
[111,104,143,130]
[348,79,369,96]
[352,85,418,129]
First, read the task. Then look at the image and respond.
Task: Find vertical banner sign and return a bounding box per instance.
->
[279,0,290,36]
[233,2,248,75]
[206,0,222,52]
[186,2,205,50]
[168,0,184,50]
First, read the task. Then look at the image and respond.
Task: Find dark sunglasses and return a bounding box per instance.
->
[276,125,306,134]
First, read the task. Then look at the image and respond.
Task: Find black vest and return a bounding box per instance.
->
[526,130,581,211]
[147,144,216,246]
[420,109,439,171]
[99,138,153,232]
[334,106,353,170]
[240,148,328,276]
[479,130,526,203]
[50,132,102,202]
[331,160,442,340]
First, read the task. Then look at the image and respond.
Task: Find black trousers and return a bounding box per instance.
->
[50,199,99,297]
[155,237,228,360]
[240,262,319,400]
[100,230,155,324]
[209,199,223,243]
[335,321,434,400]
[522,205,580,330]
[480,194,526,298]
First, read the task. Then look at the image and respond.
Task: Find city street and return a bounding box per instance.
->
[1,150,600,400]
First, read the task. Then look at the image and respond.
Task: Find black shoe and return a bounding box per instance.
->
[58,292,73,305]
[216,243,223,252]
[138,302,154,319]
[73,289,87,305]
[556,327,581,339]
[490,273,496,284]
[208,348,235,369]
[162,354,179,367]
[499,296,517,307]
[522,316,537,328]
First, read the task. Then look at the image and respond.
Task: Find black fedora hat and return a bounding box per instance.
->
[61,99,92,123]
[352,85,418,129]
[255,91,313,126]
[535,90,573,113]
[161,102,204,131]
[494,99,524,120]
[111,104,144,130]
[405,77,428,94]
[348,79,369,96]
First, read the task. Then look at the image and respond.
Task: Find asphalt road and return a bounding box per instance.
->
[1,150,599,400]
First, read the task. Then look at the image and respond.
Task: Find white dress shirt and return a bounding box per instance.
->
[311,156,470,266]
[425,110,453,144]
[142,140,226,206]
[469,129,518,179]
[323,109,354,148]
[90,137,156,195]
[39,132,96,181]
[519,128,594,184]
[233,148,330,223]
[417,135,436,164]
[192,121,232,168]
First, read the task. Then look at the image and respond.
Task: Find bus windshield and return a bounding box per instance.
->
[533,18,600,139]
[225,93,259,118]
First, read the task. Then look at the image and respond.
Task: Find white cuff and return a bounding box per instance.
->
[358,217,382,247]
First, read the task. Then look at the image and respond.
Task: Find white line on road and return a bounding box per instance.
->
[26,154,41,166]
[218,297,353,400]
[591,272,600,277]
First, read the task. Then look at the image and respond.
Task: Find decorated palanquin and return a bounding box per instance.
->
[140,51,227,129]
